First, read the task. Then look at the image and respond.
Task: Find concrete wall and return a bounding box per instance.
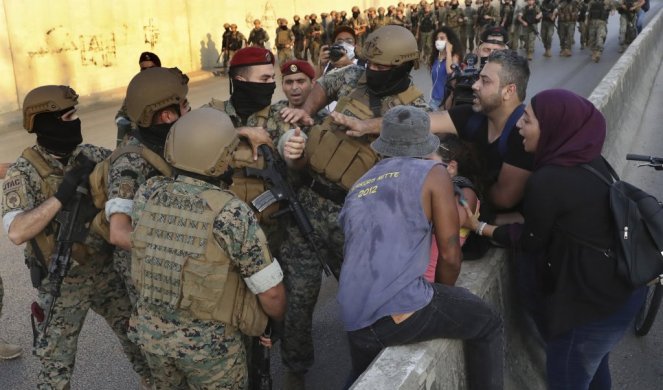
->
[0,0,378,116]
[353,9,663,390]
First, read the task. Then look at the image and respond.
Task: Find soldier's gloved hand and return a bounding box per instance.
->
[54,155,95,205]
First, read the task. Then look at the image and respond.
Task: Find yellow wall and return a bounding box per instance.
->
[0,0,384,115]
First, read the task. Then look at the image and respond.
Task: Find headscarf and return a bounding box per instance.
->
[530,89,606,170]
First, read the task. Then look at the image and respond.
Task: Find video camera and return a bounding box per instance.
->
[446,53,484,107]
[328,44,347,62]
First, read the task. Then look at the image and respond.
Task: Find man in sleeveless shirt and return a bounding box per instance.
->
[337,106,503,389]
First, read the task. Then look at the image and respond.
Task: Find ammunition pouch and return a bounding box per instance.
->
[230,142,279,224]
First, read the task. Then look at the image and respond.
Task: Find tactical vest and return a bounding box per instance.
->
[523,6,539,24]
[20,147,92,266]
[558,2,579,22]
[420,13,436,31]
[229,33,243,50]
[447,9,463,28]
[588,0,610,20]
[88,143,173,242]
[306,84,423,191]
[477,6,493,26]
[131,186,269,336]
[541,2,556,21]
[276,29,291,47]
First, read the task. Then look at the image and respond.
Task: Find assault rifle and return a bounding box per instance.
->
[250,325,274,390]
[245,145,339,280]
[42,171,98,335]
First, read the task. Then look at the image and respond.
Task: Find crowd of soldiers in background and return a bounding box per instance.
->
[218,0,646,70]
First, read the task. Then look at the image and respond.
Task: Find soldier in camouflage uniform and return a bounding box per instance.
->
[517,0,542,60]
[587,0,614,62]
[292,15,307,60]
[500,0,516,45]
[617,0,643,53]
[463,0,477,52]
[475,0,499,46]
[350,6,368,46]
[275,18,295,65]
[306,14,324,65]
[106,67,190,307]
[418,3,438,61]
[578,0,591,49]
[557,0,580,56]
[129,108,286,390]
[2,85,150,389]
[248,19,270,49]
[278,25,429,390]
[114,52,161,147]
[446,0,466,40]
[0,274,22,359]
[205,47,294,258]
[540,0,558,57]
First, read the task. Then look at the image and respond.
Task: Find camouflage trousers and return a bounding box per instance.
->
[113,249,139,307]
[419,31,434,60]
[309,41,321,65]
[277,47,295,65]
[619,13,637,46]
[294,40,306,60]
[524,28,538,55]
[588,19,608,53]
[144,347,246,390]
[541,20,555,49]
[34,259,150,389]
[461,27,475,53]
[579,21,589,48]
[279,186,344,374]
[558,21,576,50]
[508,24,519,50]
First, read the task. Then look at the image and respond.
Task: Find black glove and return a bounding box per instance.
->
[54,154,95,205]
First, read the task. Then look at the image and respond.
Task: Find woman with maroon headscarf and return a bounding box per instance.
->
[465,89,646,390]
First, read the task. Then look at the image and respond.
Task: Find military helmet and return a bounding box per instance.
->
[362,25,419,66]
[165,108,239,177]
[224,23,230,29]
[125,67,189,128]
[22,85,79,132]
[352,6,360,12]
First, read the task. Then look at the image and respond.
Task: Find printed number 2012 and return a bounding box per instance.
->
[358,186,378,198]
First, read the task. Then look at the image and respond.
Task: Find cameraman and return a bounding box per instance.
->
[316,26,364,79]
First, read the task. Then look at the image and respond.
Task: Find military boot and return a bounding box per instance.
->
[593,51,601,63]
[544,48,552,57]
[566,49,573,57]
[527,52,533,61]
[284,371,305,390]
[0,339,22,360]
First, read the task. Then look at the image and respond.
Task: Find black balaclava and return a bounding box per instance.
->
[33,108,82,157]
[365,62,414,97]
[230,79,276,120]
[136,122,172,156]
[353,11,360,18]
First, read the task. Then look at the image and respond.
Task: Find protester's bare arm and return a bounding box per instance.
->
[237,126,274,161]
[424,166,461,285]
[429,111,458,135]
[457,187,479,230]
[257,282,286,321]
[109,213,132,251]
[488,162,530,210]
[329,112,383,137]
[7,198,61,245]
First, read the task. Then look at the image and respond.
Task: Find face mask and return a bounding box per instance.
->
[365,63,413,97]
[353,12,360,18]
[33,110,83,156]
[435,40,447,51]
[230,79,276,119]
[137,122,173,156]
[339,42,356,60]
[280,25,288,30]
[452,4,459,8]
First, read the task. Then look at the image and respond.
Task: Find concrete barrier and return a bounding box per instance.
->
[352,9,663,390]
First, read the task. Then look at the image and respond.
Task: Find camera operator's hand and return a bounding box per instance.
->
[319,44,331,68]
[54,154,95,205]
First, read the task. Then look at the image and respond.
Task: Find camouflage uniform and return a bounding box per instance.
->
[306,22,324,64]
[540,0,558,52]
[292,22,306,60]
[2,144,150,389]
[279,65,429,375]
[446,6,466,40]
[618,0,639,51]
[129,175,277,390]
[204,99,293,256]
[275,27,296,65]
[106,135,167,306]
[475,3,498,45]
[418,11,437,60]
[519,4,542,58]
[578,0,590,49]
[248,27,270,49]
[587,0,613,59]
[463,4,477,52]
[558,0,580,53]
[500,3,516,45]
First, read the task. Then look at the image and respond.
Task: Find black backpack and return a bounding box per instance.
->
[579,159,663,288]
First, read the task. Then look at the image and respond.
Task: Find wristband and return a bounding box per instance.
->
[476,222,487,236]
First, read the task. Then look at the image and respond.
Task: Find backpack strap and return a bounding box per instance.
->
[498,104,526,158]
[21,147,55,179]
[109,144,172,177]
[580,157,619,186]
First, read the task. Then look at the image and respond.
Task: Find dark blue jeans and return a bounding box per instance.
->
[546,287,646,390]
[345,283,504,390]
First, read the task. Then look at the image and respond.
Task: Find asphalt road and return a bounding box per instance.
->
[1,5,662,389]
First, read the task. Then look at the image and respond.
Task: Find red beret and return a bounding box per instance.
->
[229,47,275,68]
[280,60,315,80]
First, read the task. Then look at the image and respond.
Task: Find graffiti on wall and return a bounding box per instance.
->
[27,26,117,67]
[143,18,160,49]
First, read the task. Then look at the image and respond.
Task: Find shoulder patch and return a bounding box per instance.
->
[2,176,21,192]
